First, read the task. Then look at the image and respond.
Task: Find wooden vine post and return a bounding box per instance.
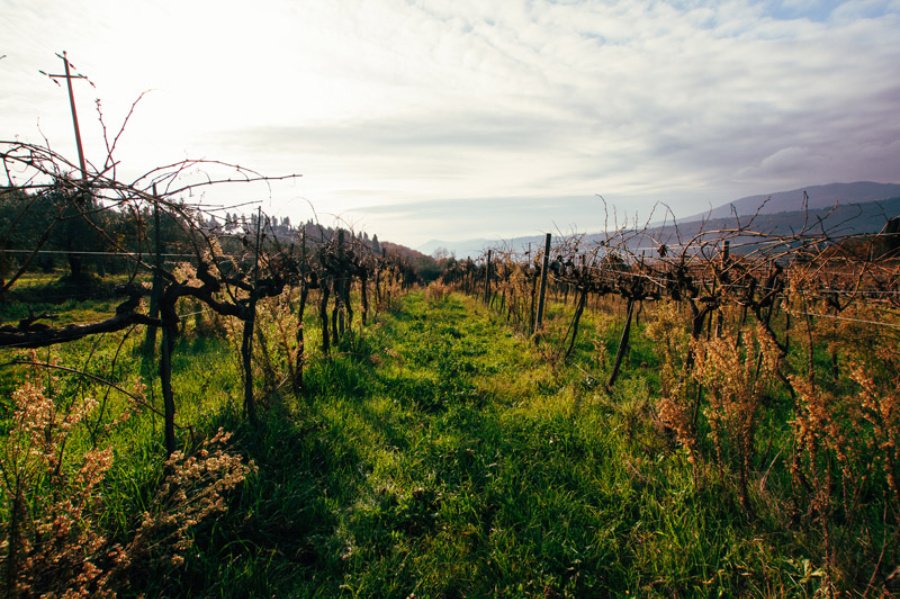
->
[716,240,730,337]
[535,233,551,334]
[483,249,492,305]
[294,229,309,393]
[320,269,331,355]
[528,243,538,332]
[606,297,635,391]
[331,229,352,341]
[339,230,353,336]
[241,207,263,426]
[159,286,178,456]
[359,246,370,327]
[331,231,342,340]
[564,254,590,362]
[142,185,162,360]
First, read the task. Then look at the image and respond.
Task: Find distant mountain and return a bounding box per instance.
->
[376,242,439,281]
[692,181,900,221]
[416,182,900,258]
[626,196,900,256]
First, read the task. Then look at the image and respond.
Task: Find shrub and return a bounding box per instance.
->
[0,377,254,597]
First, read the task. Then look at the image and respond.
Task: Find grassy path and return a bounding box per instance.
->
[183,291,809,598]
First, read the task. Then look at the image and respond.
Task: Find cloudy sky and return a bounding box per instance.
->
[2,0,899,247]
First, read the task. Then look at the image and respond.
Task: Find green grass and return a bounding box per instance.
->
[0,289,857,596]
[141,291,820,597]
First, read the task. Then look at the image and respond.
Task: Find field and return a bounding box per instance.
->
[3,15,900,597]
[1,268,897,597]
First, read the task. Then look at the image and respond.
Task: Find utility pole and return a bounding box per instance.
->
[42,51,91,181]
[42,52,94,281]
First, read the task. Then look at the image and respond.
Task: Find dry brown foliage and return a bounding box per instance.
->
[692,325,781,510]
[0,378,254,597]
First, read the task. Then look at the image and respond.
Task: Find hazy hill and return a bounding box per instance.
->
[417,238,495,260]
[426,182,900,257]
[692,181,900,221]
[616,196,900,256]
[381,241,443,281]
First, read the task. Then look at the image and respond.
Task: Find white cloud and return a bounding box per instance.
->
[1,0,898,245]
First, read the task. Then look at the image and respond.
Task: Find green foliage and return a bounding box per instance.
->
[152,292,829,596]
[1,288,892,596]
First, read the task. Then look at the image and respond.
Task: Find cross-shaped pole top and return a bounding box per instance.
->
[41,51,90,181]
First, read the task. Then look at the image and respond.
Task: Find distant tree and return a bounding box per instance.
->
[45,188,107,281]
[432,247,451,261]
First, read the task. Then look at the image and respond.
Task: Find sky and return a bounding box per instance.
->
[2,0,899,249]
